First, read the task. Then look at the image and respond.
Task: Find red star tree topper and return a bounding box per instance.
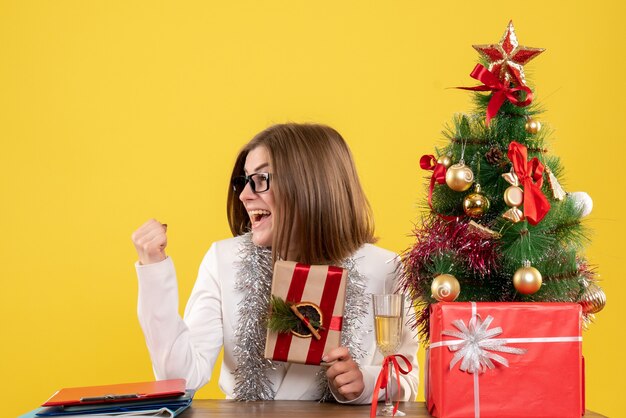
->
[473,20,544,86]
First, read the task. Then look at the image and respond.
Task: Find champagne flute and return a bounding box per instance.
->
[372,293,404,416]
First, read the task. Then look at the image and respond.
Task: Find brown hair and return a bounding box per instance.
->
[227,123,375,265]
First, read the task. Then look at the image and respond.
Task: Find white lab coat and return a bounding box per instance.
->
[136,235,419,403]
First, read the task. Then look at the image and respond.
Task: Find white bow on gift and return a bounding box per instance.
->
[443,315,527,373]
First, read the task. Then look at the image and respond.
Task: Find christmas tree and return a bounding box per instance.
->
[401,21,605,342]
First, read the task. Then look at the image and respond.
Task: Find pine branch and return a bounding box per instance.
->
[267,296,322,334]
[450,137,488,145]
[268,295,298,333]
[545,269,581,282]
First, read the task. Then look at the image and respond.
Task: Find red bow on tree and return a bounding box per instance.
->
[508,141,550,225]
[458,64,534,126]
[420,155,457,221]
[370,354,413,418]
[420,154,447,208]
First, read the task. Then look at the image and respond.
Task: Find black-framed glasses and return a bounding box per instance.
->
[231,172,271,194]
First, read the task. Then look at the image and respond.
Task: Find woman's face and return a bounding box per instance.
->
[239,146,276,247]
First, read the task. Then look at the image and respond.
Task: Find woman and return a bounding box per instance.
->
[132,123,418,403]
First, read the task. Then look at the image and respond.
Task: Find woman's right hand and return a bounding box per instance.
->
[132,219,168,265]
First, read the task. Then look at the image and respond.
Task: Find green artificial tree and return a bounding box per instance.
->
[401,21,605,341]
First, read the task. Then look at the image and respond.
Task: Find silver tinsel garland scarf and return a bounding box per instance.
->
[232,235,276,400]
[318,256,369,401]
[232,233,369,401]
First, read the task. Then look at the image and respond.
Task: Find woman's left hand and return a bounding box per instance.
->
[323,346,364,401]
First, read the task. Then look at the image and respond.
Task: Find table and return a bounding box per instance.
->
[182,400,607,417]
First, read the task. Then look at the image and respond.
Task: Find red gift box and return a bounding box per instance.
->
[427,302,584,418]
[264,261,347,365]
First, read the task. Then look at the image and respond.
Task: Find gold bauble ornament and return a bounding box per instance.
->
[437,155,452,168]
[513,261,542,294]
[431,274,461,302]
[525,118,542,134]
[463,184,490,218]
[579,282,606,314]
[445,163,474,192]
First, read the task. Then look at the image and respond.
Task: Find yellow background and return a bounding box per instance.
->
[1,1,624,416]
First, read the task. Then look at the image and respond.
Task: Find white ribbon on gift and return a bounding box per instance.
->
[443,313,527,373]
[429,302,582,418]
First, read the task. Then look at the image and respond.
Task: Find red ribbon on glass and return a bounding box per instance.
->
[508,141,550,225]
[457,64,534,126]
[370,354,413,418]
[420,155,457,221]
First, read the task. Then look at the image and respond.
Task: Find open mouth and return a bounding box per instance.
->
[248,209,272,229]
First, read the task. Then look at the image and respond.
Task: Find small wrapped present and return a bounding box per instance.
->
[426,302,584,418]
[264,261,347,365]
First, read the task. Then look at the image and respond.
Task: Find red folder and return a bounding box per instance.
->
[42,379,186,406]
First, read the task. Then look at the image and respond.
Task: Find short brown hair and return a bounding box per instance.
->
[227,123,375,265]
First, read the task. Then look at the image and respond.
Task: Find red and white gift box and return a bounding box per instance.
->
[264,261,347,365]
[427,302,584,418]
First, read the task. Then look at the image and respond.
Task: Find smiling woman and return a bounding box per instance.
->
[233,146,276,248]
[131,123,419,404]
[227,124,376,265]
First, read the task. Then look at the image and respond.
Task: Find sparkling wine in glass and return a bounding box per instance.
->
[372,293,404,416]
